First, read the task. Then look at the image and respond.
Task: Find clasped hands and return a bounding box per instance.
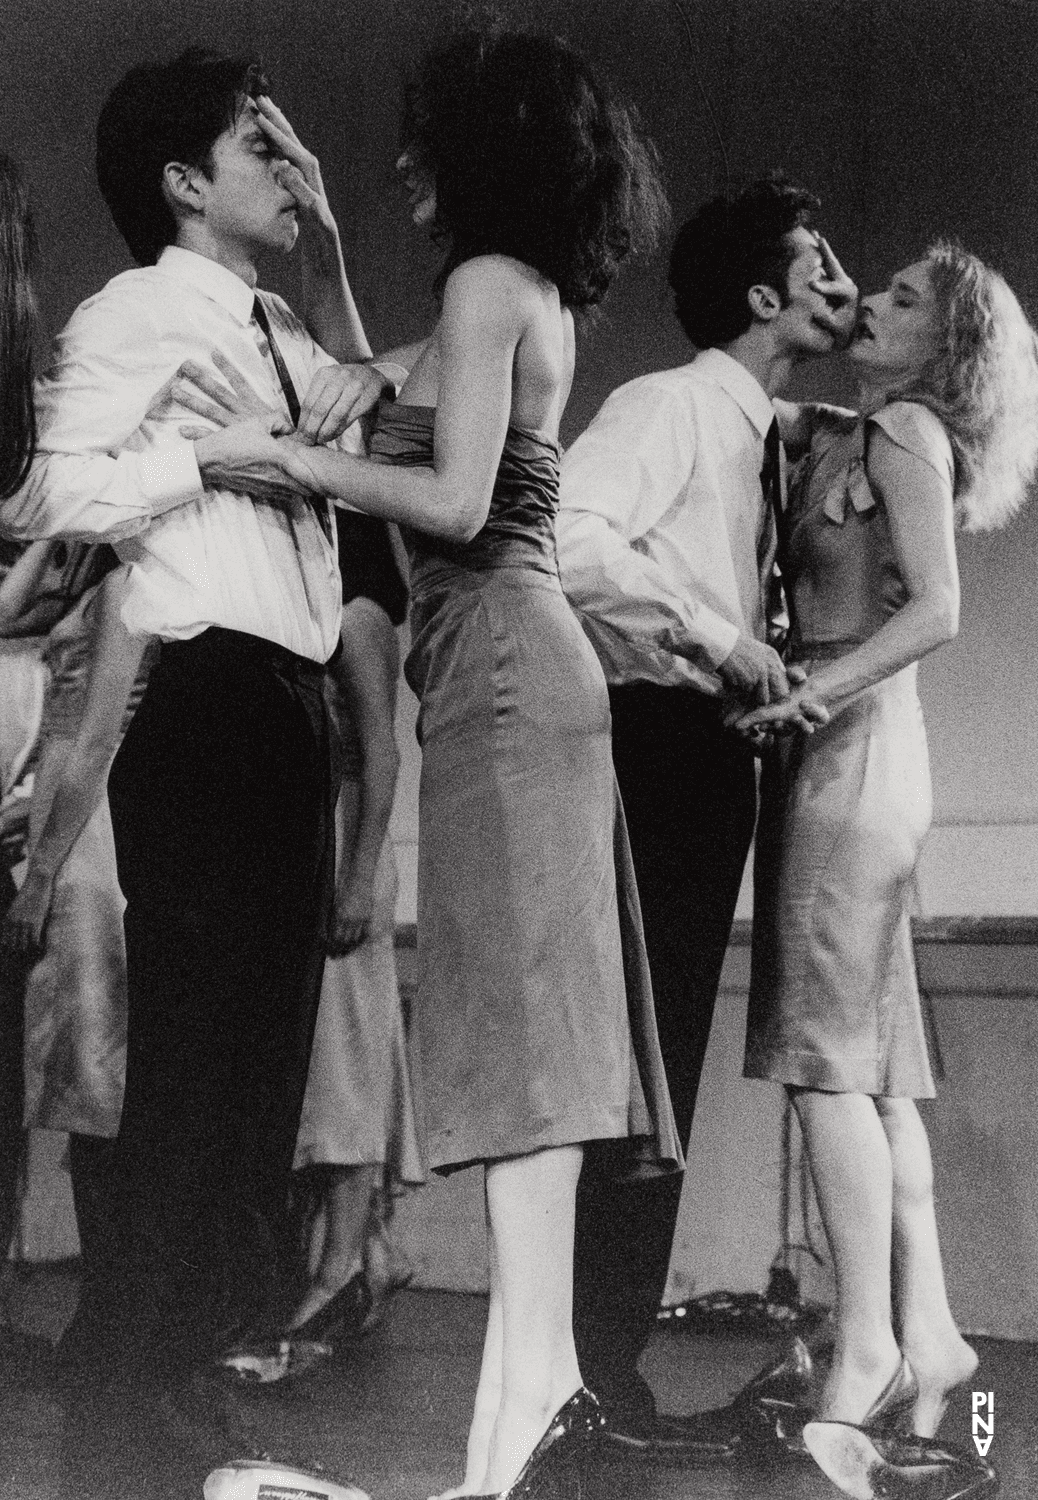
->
[717,635,828,747]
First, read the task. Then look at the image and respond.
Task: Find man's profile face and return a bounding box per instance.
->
[196,100,299,259]
[771,226,844,356]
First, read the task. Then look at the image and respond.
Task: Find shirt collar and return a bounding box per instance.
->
[156,245,258,327]
[691,347,776,439]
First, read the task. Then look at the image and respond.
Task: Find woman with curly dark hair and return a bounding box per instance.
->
[199,24,677,1498]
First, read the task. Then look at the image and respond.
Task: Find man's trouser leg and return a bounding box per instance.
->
[574,683,757,1425]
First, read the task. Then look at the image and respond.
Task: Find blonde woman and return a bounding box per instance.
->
[739,243,1038,1500]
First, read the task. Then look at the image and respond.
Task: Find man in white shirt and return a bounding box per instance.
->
[557,175,857,1457]
[0,49,392,1408]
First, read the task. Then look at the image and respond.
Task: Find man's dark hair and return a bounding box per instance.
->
[668,173,820,349]
[96,47,268,266]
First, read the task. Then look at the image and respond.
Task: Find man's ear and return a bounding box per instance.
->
[748,283,782,322]
[161,161,206,221]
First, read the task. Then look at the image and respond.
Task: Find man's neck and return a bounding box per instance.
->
[174,225,259,288]
[718,327,795,399]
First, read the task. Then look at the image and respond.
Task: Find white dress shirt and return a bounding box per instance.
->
[557,347,780,694]
[0,245,369,661]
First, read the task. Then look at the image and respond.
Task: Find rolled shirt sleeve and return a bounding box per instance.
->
[557,378,741,675]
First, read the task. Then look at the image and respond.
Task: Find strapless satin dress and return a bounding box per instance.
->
[368,401,680,1173]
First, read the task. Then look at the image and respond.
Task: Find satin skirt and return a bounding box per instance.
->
[405,561,681,1174]
[745,661,935,1098]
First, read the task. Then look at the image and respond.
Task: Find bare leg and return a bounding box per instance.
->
[290,1164,378,1330]
[432,1146,585,1497]
[792,1088,903,1423]
[876,1097,977,1436]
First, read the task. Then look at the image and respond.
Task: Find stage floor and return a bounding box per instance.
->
[1,1269,1034,1499]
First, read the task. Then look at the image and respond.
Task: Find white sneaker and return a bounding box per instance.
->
[203,1458,371,1500]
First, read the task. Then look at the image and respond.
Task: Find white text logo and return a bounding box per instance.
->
[972,1390,994,1457]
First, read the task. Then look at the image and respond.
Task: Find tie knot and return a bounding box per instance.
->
[764,416,780,462]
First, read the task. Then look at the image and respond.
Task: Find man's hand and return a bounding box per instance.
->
[717,634,790,706]
[809,236,858,348]
[253,95,338,245]
[298,364,391,445]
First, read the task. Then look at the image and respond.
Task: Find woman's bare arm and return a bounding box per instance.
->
[195,257,536,544]
[1,566,150,954]
[738,427,958,733]
[324,597,401,956]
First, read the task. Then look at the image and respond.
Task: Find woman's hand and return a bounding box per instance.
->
[809,237,858,347]
[324,876,376,958]
[167,352,288,439]
[298,364,392,445]
[253,95,339,247]
[194,418,321,504]
[735,685,830,741]
[1,868,55,958]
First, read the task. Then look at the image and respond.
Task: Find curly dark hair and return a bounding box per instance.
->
[669,174,820,348]
[401,26,669,309]
[96,47,268,266]
[0,153,38,500]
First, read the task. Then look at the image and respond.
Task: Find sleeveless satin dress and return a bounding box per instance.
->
[368,401,680,1174]
[23,579,155,1135]
[745,402,950,1098]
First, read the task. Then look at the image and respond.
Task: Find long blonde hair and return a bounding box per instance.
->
[900,242,1038,531]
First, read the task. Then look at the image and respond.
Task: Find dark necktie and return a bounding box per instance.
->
[760,416,785,557]
[760,414,795,644]
[251,294,330,541]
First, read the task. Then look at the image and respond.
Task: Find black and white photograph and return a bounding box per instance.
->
[0,2,1035,1498]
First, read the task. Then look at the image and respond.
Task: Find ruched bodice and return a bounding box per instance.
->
[784,402,954,656]
[368,400,560,581]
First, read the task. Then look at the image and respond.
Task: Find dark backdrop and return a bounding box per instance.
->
[2,0,1035,837]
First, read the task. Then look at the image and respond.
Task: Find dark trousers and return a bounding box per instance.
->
[573,682,758,1423]
[62,627,333,1385]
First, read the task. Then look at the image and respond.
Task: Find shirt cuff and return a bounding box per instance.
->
[371,361,409,398]
[137,440,205,514]
[680,610,741,668]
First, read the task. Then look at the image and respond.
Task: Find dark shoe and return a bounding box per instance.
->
[288,1271,372,1346]
[802,1422,999,1499]
[596,1404,743,1465]
[735,1335,817,1458]
[475,1387,606,1497]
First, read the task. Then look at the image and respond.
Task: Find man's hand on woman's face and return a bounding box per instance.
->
[809,236,859,347]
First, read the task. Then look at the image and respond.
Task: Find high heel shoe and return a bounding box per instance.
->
[802,1423,999,1500]
[861,1356,918,1433]
[288,1271,373,1347]
[474,1387,605,1499]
